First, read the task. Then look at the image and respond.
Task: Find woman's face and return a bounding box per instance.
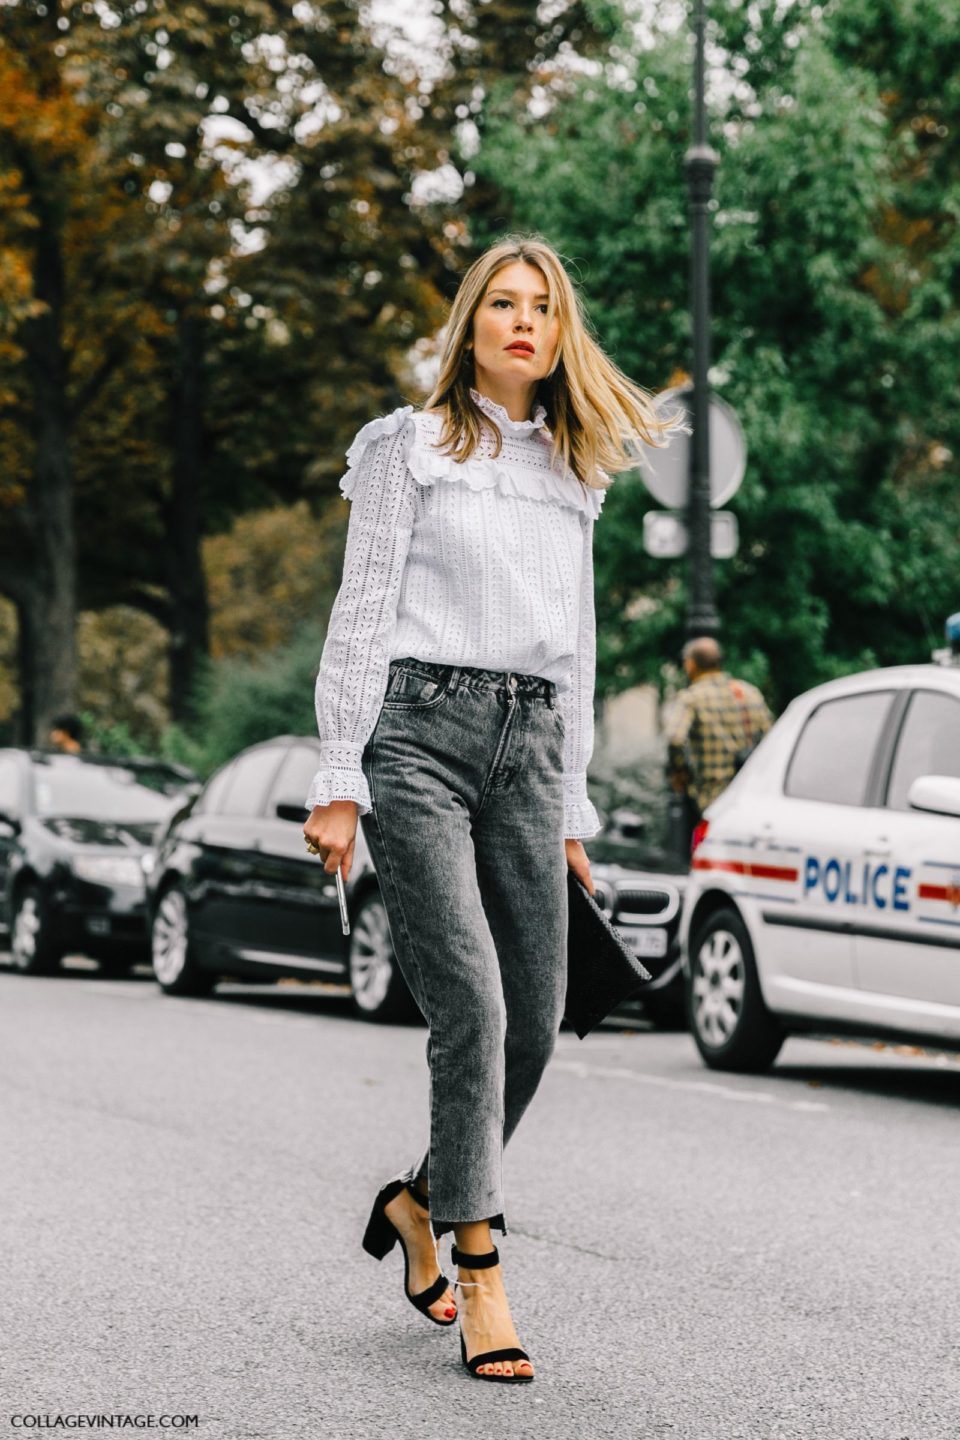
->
[470,261,561,392]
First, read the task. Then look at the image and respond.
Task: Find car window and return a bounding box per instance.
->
[785,691,895,807]
[887,690,960,811]
[218,746,285,818]
[122,761,198,798]
[31,758,172,822]
[269,744,321,811]
[0,756,21,815]
[196,761,237,816]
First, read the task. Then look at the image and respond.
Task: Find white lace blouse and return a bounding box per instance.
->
[306,387,608,838]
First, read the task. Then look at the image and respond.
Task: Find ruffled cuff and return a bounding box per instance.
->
[562,773,602,840]
[304,742,372,816]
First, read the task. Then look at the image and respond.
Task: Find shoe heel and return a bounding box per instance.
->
[361,1199,398,1260]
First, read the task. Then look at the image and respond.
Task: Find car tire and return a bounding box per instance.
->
[348,892,419,1024]
[151,886,215,997]
[687,906,784,1072]
[10,884,62,976]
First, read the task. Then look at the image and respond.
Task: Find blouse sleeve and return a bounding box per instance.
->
[305,406,418,815]
[557,511,603,840]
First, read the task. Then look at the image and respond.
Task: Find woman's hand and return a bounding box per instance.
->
[304,800,359,882]
[564,837,594,896]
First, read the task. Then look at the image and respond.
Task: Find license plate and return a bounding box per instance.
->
[631,928,668,959]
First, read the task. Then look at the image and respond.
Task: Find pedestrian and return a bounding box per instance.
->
[303,234,683,1384]
[48,714,84,754]
[666,636,773,854]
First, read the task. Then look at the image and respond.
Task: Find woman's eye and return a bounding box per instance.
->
[489,297,548,313]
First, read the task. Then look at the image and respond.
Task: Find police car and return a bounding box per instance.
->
[680,618,960,1071]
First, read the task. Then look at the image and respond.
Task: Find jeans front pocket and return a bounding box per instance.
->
[382,666,451,711]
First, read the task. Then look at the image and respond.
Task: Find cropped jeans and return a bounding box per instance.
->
[360,655,569,1236]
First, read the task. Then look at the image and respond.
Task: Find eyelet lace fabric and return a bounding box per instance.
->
[306,392,609,837]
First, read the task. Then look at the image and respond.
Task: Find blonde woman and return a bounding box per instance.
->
[304,235,681,1383]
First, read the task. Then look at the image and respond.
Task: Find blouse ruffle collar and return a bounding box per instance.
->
[469,387,548,437]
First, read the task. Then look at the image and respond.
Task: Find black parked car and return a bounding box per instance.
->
[0,749,196,975]
[147,735,686,1026]
[582,804,688,1028]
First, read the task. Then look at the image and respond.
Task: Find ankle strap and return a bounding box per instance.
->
[451,1244,500,1269]
[405,1182,430,1211]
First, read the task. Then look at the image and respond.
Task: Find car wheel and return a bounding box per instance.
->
[349,892,419,1023]
[687,906,784,1072]
[151,887,214,997]
[10,885,62,975]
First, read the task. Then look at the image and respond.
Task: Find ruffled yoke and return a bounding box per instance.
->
[339,391,607,522]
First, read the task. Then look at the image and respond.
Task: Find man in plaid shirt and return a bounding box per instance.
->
[666,637,773,817]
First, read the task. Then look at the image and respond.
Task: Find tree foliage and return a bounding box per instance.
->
[471,0,960,709]
[161,621,323,778]
[0,0,445,734]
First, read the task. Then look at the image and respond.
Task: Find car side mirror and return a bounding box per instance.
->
[907,775,960,819]
[608,807,648,841]
[0,810,20,838]
[275,801,306,824]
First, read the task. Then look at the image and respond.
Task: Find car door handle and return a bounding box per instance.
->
[865,843,891,859]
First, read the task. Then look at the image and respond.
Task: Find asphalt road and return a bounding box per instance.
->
[2,961,960,1440]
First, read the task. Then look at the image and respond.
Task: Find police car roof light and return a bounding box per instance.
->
[947,612,960,654]
[932,612,960,666]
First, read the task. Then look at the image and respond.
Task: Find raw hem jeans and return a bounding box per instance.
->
[360,655,569,1237]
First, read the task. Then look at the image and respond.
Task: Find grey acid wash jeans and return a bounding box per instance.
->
[360,655,569,1237]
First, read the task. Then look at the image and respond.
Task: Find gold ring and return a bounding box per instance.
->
[304,838,322,856]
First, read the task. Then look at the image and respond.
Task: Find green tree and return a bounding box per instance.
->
[162,621,323,777]
[470,2,960,709]
[0,1,455,735]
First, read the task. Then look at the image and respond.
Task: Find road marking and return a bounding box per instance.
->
[552,1059,830,1112]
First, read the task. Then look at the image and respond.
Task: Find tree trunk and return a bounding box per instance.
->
[20,202,78,745]
[14,600,35,747]
[165,308,210,722]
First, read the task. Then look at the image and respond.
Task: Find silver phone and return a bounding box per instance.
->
[335,866,350,935]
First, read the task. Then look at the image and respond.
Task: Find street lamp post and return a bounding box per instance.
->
[684,0,720,639]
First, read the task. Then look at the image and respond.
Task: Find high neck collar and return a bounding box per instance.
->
[469,387,548,436]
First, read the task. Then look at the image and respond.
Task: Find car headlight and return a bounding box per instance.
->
[140,849,157,877]
[73,856,146,888]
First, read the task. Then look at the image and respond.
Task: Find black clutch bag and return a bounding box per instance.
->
[564,872,653,1039]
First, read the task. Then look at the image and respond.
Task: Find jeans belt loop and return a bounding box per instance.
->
[447,665,461,694]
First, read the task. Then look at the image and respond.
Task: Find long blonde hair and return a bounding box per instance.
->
[423,234,686,491]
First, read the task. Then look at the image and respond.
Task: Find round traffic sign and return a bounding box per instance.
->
[637,385,746,509]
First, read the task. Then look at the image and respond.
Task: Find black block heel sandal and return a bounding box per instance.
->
[452,1244,534,1384]
[361,1177,457,1327]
